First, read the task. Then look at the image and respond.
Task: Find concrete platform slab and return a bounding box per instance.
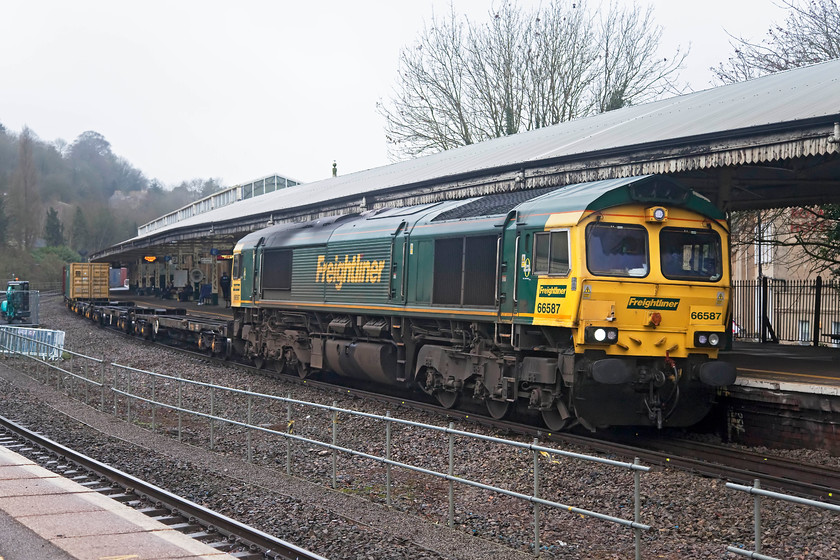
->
[0,463,59,480]
[0,445,36,466]
[0,446,237,559]
[0,475,92,498]
[51,529,233,559]
[0,492,104,517]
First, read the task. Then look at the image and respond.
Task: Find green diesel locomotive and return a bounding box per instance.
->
[229,175,736,430]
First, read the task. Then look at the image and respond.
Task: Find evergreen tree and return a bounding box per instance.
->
[0,195,8,247]
[70,206,89,253]
[44,207,64,246]
[8,127,42,249]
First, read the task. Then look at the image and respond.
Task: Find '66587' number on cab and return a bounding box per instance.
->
[536,302,562,314]
[690,311,721,321]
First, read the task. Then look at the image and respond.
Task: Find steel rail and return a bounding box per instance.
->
[0,414,327,560]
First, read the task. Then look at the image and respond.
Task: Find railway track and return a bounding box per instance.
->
[0,414,327,560]
[87,307,840,507]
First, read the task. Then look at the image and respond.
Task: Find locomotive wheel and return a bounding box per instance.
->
[271,358,286,374]
[435,390,459,409]
[541,401,570,432]
[254,357,266,370]
[297,362,310,379]
[486,399,511,420]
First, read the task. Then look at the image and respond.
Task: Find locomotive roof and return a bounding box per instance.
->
[235,175,724,250]
[514,175,726,222]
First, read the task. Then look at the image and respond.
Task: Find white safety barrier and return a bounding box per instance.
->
[0,326,64,360]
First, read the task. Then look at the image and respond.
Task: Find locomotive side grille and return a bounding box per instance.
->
[464,236,496,307]
[432,236,496,307]
[433,238,463,305]
[262,249,292,290]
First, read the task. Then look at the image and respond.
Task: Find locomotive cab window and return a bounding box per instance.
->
[660,228,722,281]
[533,230,570,275]
[232,254,242,279]
[586,223,649,277]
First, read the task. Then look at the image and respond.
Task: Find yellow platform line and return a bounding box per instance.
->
[737,368,840,382]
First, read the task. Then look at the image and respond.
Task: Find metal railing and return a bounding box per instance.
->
[1,330,652,558]
[109,361,651,557]
[732,277,840,345]
[726,479,840,559]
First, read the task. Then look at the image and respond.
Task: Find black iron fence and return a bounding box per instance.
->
[732,277,840,346]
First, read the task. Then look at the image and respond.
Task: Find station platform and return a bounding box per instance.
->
[723,341,840,394]
[0,445,234,559]
[717,342,840,453]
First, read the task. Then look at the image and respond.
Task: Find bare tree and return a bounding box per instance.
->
[8,127,42,250]
[525,2,598,127]
[378,6,474,156]
[378,0,687,159]
[716,1,840,275]
[593,1,687,112]
[731,206,840,277]
[713,0,840,84]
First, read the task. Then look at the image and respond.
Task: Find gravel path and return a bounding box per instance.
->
[0,294,837,559]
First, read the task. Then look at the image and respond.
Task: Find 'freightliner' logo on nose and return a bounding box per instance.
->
[538,285,567,298]
[627,297,680,310]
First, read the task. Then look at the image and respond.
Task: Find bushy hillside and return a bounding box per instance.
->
[0,122,223,286]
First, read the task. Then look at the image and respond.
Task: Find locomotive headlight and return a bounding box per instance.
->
[585,326,619,344]
[694,332,724,347]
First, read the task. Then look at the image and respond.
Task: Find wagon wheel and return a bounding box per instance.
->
[485,399,511,420]
[541,399,571,432]
[204,338,214,357]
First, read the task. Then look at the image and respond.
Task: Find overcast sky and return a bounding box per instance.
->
[1,1,788,187]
